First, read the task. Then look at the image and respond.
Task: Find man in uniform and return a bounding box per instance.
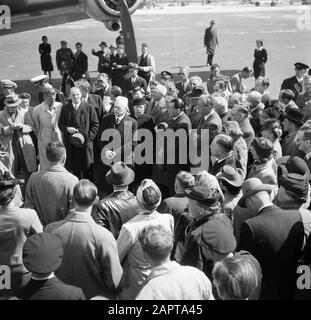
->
[56,40,75,96]
[281,62,309,101]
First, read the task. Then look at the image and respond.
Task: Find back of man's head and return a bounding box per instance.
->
[46,142,66,164]
[73,179,98,208]
[139,225,174,262]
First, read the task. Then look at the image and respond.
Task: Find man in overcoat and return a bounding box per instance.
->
[58,87,98,180]
[204,20,218,67]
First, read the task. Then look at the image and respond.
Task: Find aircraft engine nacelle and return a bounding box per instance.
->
[83,0,145,30]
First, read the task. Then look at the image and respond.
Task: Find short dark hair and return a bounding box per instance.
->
[73,180,97,207]
[142,187,161,209]
[76,42,82,47]
[42,36,47,41]
[140,225,174,261]
[46,142,66,163]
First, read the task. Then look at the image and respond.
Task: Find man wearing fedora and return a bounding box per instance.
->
[0,94,37,186]
[92,162,140,239]
[45,179,123,300]
[92,41,111,74]
[15,233,85,300]
[281,107,305,157]
[217,165,244,221]
[0,80,17,111]
[58,87,99,180]
[238,178,304,299]
[281,62,309,101]
[204,20,218,67]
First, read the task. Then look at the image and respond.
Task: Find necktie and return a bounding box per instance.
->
[116,117,120,125]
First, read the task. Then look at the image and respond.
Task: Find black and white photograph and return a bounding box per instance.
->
[0,0,311,308]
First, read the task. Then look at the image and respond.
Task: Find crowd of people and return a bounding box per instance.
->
[1,27,311,301]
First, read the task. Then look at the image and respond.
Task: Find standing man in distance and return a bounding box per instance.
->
[56,40,75,96]
[204,20,218,67]
[72,42,88,82]
[138,42,156,85]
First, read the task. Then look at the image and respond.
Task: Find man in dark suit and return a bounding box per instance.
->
[162,98,192,195]
[97,96,137,195]
[132,98,154,186]
[72,42,88,81]
[175,66,192,99]
[15,233,85,300]
[238,178,304,300]
[124,63,148,106]
[58,87,99,180]
[281,62,309,101]
[111,46,129,93]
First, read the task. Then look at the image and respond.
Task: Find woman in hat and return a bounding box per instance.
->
[180,172,236,279]
[0,94,37,185]
[39,36,54,83]
[261,118,283,160]
[32,85,63,171]
[117,179,174,300]
[0,171,42,298]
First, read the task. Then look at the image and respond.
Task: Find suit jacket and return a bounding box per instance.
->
[281,76,303,101]
[58,101,99,172]
[253,48,268,67]
[124,76,148,100]
[15,277,85,300]
[98,113,138,165]
[72,51,88,81]
[281,131,305,158]
[204,26,218,55]
[240,119,255,149]
[45,212,123,299]
[197,110,222,143]
[239,205,304,299]
[86,93,104,123]
[136,114,154,131]
[164,112,192,171]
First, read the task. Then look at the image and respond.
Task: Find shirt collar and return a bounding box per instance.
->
[173,111,184,121]
[32,273,55,281]
[116,114,125,123]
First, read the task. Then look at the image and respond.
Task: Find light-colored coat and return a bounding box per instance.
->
[136,261,214,300]
[0,107,37,173]
[24,164,78,226]
[45,212,123,300]
[117,211,174,300]
[32,102,63,171]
